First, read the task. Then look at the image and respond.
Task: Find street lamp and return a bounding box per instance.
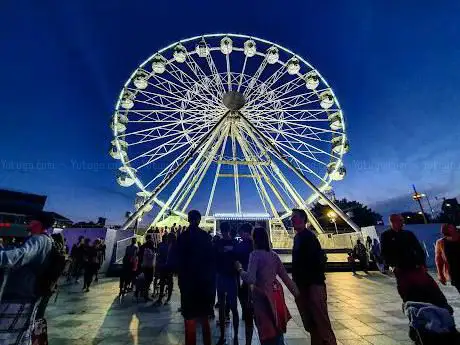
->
[327,210,338,235]
[411,185,428,224]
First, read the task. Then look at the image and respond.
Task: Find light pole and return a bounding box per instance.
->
[412,184,428,224]
[327,211,338,235]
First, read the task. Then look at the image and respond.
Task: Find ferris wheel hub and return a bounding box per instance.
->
[223,91,246,111]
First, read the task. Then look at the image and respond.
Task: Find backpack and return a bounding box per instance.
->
[35,236,67,297]
[142,247,155,268]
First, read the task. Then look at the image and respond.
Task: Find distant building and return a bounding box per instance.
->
[401,211,428,224]
[0,189,72,228]
[0,189,47,225]
[441,198,460,224]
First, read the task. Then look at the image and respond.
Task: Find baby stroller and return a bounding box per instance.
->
[404,301,460,344]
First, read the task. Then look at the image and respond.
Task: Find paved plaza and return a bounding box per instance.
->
[46,272,460,345]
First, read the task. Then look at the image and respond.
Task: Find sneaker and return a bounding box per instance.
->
[85,288,90,293]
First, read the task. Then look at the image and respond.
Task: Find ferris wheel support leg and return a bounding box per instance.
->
[235,129,289,214]
[240,121,325,234]
[234,128,280,218]
[231,125,242,213]
[150,123,227,226]
[121,111,230,230]
[239,112,360,233]
[180,125,230,213]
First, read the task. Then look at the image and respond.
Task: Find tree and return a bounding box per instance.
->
[311,198,383,232]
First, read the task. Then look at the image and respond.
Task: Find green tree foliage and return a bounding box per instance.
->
[311,198,383,231]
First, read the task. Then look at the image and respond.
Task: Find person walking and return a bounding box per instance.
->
[176,210,214,345]
[82,239,99,292]
[156,232,177,305]
[235,223,254,345]
[0,212,55,345]
[435,223,460,294]
[215,222,240,345]
[371,238,386,273]
[381,214,451,310]
[139,234,155,301]
[70,236,85,284]
[291,208,337,345]
[120,237,138,294]
[235,226,298,345]
[352,239,369,275]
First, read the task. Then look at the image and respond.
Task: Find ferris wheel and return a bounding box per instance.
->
[110,33,359,241]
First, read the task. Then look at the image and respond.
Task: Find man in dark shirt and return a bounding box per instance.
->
[291,209,337,345]
[177,210,214,345]
[235,223,254,345]
[381,214,450,310]
[215,222,239,345]
[138,235,155,301]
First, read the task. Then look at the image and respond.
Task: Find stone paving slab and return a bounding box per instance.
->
[45,272,460,345]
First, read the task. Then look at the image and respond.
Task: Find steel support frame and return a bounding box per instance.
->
[239,111,360,233]
[121,111,230,229]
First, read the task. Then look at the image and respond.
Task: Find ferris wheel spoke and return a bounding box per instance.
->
[144,148,192,189]
[226,53,232,91]
[203,46,227,95]
[127,125,211,168]
[255,121,333,145]
[238,122,306,208]
[246,89,323,112]
[131,87,217,110]
[230,124,241,213]
[150,119,227,225]
[185,54,223,98]
[179,124,231,213]
[164,63,223,105]
[244,64,287,104]
[235,127,289,213]
[236,55,248,92]
[243,56,268,97]
[145,75,220,109]
[127,122,207,147]
[244,74,305,108]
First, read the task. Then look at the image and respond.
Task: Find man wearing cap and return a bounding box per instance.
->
[0,212,54,344]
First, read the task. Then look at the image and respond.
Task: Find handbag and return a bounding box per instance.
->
[272,279,291,333]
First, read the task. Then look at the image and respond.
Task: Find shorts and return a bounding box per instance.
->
[216,274,238,306]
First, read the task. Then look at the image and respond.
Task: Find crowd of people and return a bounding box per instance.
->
[119,209,338,345]
[0,209,458,344]
[68,236,106,292]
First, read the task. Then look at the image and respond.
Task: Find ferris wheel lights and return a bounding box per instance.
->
[286,57,301,75]
[121,90,135,109]
[304,71,320,90]
[151,54,167,74]
[110,121,126,134]
[117,173,135,187]
[327,162,346,181]
[114,112,128,125]
[328,112,343,130]
[319,90,335,109]
[244,40,256,57]
[332,136,349,154]
[220,37,233,55]
[109,145,127,160]
[266,47,279,64]
[121,98,134,110]
[196,40,210,57]
[133,71,149,90]
[173,44,187,63]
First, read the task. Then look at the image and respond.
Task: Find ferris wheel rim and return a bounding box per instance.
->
[112,33,348,220]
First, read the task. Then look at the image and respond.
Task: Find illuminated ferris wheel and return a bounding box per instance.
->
[110,33,359,246]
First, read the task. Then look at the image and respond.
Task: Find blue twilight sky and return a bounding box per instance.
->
[1,1,459,224]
